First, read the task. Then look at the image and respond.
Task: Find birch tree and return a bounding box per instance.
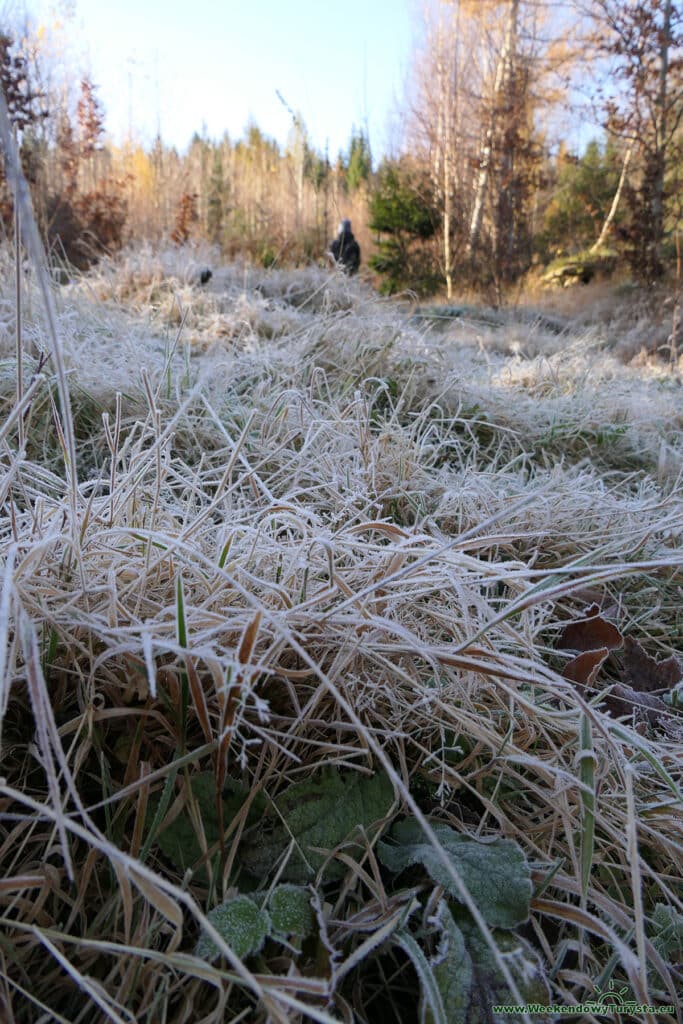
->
[411,2,464,296]
[430,4,460,298]
[407,0,563,291]
[467,0,521,258]
[409,1,496,293]
[589,140,634,252]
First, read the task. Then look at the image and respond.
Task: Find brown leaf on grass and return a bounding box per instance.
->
[599,637,683,728]
[622,636,682,694]
[563,647,610,688]
[602,684,669,725]
[561,635,681,727]
[558,604,623,653]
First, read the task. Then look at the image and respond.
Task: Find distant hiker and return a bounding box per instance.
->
[329,219,360,275]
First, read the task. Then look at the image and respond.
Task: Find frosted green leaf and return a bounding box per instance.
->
[423,901,473,1024]
[195,895,270,963]
[267,884,315,937]
[242,769,395,882]
[395,930,449,1024]
[651,902,683,958]
[398,903,550,1024]
[457,916,552,1024]
[377,818,531,928]
[147,772,265,879]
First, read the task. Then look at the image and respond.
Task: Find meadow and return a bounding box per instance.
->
[0,240,681,1023]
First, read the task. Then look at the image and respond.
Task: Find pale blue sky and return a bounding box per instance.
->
[34,0,418,160]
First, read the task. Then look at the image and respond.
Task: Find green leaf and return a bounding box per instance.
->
[147,772,265,880]
[176,573,187,648]
[377,818,531,928]
[457,916,552,1023]
[650,902,683,962]
[423,902,473,1024]
[395,902,550,1024]
[395,930,449,1024]
[140,764,179,864]
[241,769,395,882]
[267,884,315,937]
[195,895,270,963]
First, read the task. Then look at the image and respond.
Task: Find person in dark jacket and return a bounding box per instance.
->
[329,219,360,275]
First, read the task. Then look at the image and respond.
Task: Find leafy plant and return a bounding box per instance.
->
[195,895,270,962]
[378,818,547,1022]
[378,818,531,928]
[195,884,316,963]
[241,768,395,881]
[147,772,265,880]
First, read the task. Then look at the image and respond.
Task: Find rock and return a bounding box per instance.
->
[541,250,617,288]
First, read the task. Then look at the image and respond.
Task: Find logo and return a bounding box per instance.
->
[590,981,640,1014]
[492,978,676,1017]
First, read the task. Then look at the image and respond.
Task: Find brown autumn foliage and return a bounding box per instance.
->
[622,634,682,693]
[171,191,199,245]
[562,646,611,687]
[558,602,623,652]
[0,48,128,267]
[557,605,682,731]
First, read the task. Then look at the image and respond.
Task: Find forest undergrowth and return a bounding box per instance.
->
[0,243,681,1023]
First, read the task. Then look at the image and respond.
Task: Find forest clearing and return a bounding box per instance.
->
[2,0,683,1020]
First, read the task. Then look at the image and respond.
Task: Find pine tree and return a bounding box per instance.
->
[346,129,371,193]
[207,147,225,245]
[368,161,438,294]
[76,76,104,159]
[0,32,47,131]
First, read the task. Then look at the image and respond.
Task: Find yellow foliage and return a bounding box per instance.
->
[129,148,155,196]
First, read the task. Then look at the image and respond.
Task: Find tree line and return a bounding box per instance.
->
[0,25,373,271]
[1,0,682,297]
[372,0,683,298]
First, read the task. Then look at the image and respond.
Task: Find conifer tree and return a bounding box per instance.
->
[368,161,438,294]
[346,130,371,193]
[207,148,225,245]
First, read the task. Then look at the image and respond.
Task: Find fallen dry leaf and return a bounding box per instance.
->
[557,619,682,732]
[622,636,682,694]
[563,647,610,688]
[602,683,669,725]
[558,604,623,653]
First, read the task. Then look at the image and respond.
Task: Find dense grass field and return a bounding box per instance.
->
[0,243,681,1023]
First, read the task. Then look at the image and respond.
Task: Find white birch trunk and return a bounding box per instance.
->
[466,0,520,259]
[589,141,634,253]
